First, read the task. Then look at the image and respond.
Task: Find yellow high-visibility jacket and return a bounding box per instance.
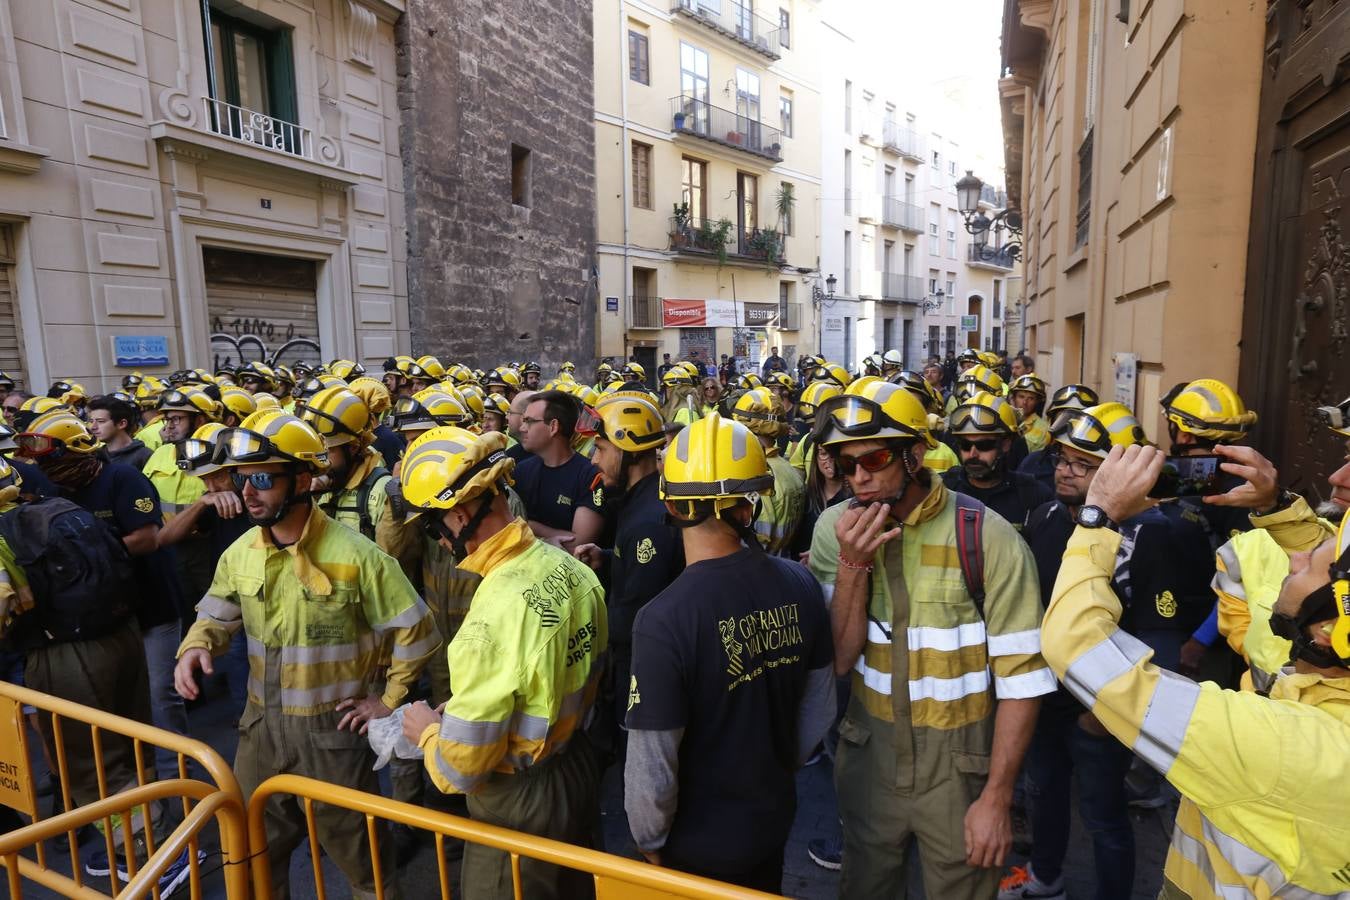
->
[177,504,439,715]
[1046,526,1350,899]
[1019,413,1051,453]
[143,442,204,520]
[418,518,607,794]
[137,418,165,453]
[754,452,804,555]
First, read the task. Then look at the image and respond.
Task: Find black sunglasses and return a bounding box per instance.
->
[958,438,1001,453]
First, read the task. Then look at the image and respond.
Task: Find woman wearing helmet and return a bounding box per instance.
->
[395,427,606,899]
[730,388,805,555]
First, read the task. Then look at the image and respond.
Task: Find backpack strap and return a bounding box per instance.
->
[355,467,391,540]
[952,492,987,620]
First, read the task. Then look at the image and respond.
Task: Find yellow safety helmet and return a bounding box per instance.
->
[797,381,843,420]
[955,364,1005,401]
[1055,403,1149,459]
[348,376,392,419]
[559,361,576,374]
[949,391,1019,436]
[732,388,789,439]
[296,374,349,402]
[484,392,511,418]
[401,427,515,516]
[0,455,21,490]
[660,411,774,519]
[977,350,1002,368]
[443,364,476,386]
[595,391,664,453]
[253,392,281,411]
[888,371,944,415]
[393,389,474,433]
[573,384,601,408]
[1047,384,1100,418]
[1008,374,1047,400]
[601,381,627,396]
[327,359,367,382]
[236,361,278,392]
[16,411,103,457]
[815,379,935,448]
[59,383,89,408]
[273,365,296,388]
[812,362,853,389]
[663,366,695,387]
[737,372,765,391]
[415,356,447,381]
[176,422,230,476]
[0,371,14,390]
[765,372,796,393]
[1160,378,1258,442]
[486,367,522,392]
[678,360,702,378]
[621,361,647,381]
[220,386,258,423]
[134,377,165,410]
[1325,509,1350,662]
[456,383,486,420]
[1319,395,1350,437]
[297,386,372,448]
[218,409,329,472]
[158,386,222,422]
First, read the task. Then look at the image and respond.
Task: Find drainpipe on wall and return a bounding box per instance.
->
[618,1,633,364]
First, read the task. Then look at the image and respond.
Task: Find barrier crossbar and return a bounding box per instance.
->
[249,774,785,900]
[0,681,249,900]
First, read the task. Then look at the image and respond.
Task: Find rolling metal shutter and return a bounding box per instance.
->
[204,247,322,372]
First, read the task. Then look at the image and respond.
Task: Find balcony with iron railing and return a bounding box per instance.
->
[966,244,1017,271]
[882,273,926,303]
[203,97,312,160]
[670,0,781,60]
[882,122,924,160]
[671,96,783,162]
[628,295,663,329]
[882,197,924,232]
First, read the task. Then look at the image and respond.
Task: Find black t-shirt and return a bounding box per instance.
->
[10,456,56,499]
[372,424,405,470]
[65,461,182,627]
[942,468,1054,531]
[512,451,601,532]
[626,548,832,874]
[197,505,256,562]
[605,472,683,653]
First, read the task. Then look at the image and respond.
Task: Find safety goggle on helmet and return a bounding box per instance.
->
[1318,396,1350,437]
[1055,404,1148,458]
[215,414,329,472]
[949,393,1018,436]
[813,387,936,449]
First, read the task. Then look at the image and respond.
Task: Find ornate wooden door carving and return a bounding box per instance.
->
[1240,0,1350,498]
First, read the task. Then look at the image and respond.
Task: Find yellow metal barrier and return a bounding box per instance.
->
[0,681,250,900]
[249,774,784,900]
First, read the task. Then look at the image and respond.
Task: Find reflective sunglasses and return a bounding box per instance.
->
[833,445,902,477]
[957,438,1000,453]
[230,470,288,491]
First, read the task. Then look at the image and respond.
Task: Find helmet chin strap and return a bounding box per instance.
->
[1271,581,1347,670]
[245,468,311,530]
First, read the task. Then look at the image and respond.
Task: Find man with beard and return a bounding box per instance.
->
[573,391,683,759]
[942,392,1052,532]
[175,410,437,900]
[999,403,1191,900]
[298,386,389,542]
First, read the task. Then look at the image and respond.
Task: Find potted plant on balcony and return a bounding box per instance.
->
[696,217,734,265]
[670,202,693,249]
[673,110,687,131]
[726,130,744,145]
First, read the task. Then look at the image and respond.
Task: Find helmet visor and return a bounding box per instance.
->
[950,404,1010,435]
[177,438,217,471]
[1060,412,1111,455]
[217,427,293,466]
[15,433,62,457]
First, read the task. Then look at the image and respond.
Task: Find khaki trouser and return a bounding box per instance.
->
[835,700,1000,900]
[25,621,158,833]
[235,702,398,900]
[461,735,601,900]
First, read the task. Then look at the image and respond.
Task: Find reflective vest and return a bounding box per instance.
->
[138,418,165,453]
[142,442,204,521]
[178,504,439,715]
[1214,529,1291,694]
[1019,413,1051,453]
[1046,527,1350,900]
[923,440,960,474]
[810,481,1054,731]
[419,518,606,794]
[754,452,804,555]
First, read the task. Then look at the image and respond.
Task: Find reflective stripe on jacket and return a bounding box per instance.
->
[419,518,607,794]
[143,443,204,521]
[177,503,438,715]
[810,480,1054,730]
[1045,526,1350,899]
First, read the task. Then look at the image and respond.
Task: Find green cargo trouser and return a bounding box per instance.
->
[461,735,601,900]
[235,703,398,900]
[835,701,1000,900]
[25,621,157,832]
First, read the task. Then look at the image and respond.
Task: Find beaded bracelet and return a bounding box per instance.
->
[837,554,874,573]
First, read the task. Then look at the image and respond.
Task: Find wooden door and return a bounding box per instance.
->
[1239,0,1350,498]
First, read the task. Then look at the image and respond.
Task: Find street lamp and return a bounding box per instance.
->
[811,273,837,358]
[921,289,945,314]
[956,170,1022,264]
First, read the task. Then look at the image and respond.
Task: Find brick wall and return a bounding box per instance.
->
[397,0,597,371]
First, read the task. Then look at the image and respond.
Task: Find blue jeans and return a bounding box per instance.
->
[141,620,190,780]
[1026,710,1135,899]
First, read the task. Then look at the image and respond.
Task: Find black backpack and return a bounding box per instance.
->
[0,498,136,646]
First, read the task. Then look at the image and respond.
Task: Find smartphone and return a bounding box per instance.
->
[1149,454,1224,499]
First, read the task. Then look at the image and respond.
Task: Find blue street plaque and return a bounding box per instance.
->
[606,296,620,312]
[113,335,169,368]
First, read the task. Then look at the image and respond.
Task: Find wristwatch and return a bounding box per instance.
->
[1075,505,1115,529]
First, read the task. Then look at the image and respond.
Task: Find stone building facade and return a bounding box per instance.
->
[398,0,597,372]
[0,0,412,392]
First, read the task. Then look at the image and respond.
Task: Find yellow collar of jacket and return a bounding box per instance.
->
[252,503,333,595]
[459,516,534,577]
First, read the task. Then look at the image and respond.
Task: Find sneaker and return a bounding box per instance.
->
[807,835,842,871]
[116,847,207,897]
[84,847,115,878]
[998,864,1065,900]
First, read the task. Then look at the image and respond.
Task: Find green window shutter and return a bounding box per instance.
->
[268,29,298,126]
